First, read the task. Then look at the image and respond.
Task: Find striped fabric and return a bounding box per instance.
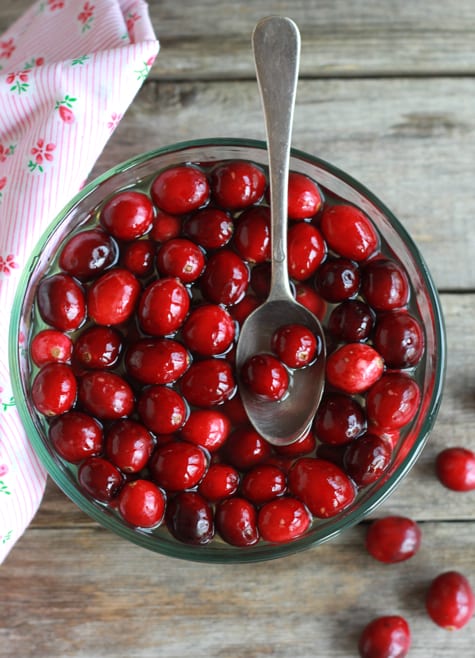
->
[0,0,159,563]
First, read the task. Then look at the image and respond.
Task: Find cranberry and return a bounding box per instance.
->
[241,464,287,504]
[59,228,117,279]
[258,497,311,543]
[78,371,134,420]
[343,434,393,487]
[149,441,207,491]
[241,353,289,401]
[361,258,410,310]
[366,373,421,430]
[180,409,231,452]
[426,571,475,630]
[215,497,259,546]
[105,419,154,473]
[320,203,378,261]
[287,222,326,281]
[315,257,360,302]
[180,358,236,407]
[137,385,187,434]
[365,516,422,563]
[326,343,384,394]
[156,237,205,283]
[100,190,154,241]
[328,299,374,342]
[314,443,346,468]
[358,615,411,658]
[73,325,122,369]
[373,311,425,368]
[37,273,86,331]
[121,239,155,276]
[183,207,233,249]
[229,294,261,325]
[78,456,123,502]
[274,430,316,456]
[200,249,249,305]
[87,268,140,326]
[125,337,190,385]
[288,457,356,518]
[223,425,272,470]
[250,261,271,298]
[313,392,366,446]
[181,304,235,356]
[287,171,323,219]
[233,206,270,262]
[166,491,215,545]
[138,277,190,336]
[118,479,166,528]
[211,160,266,210]
[30,329,73,366]
[294,283,327,321]
[435,447,475,491]
[151,164,209,214]
[49,411,103,463]
[149,210,181,242]
[220,393,249,426]
[31,363,77,416]
[198,463,240,501]
[271,323,318,368]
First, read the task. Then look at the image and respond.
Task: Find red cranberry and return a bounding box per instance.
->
[361,258,410,310]
[241,353,289,401]
[223,425,272,470]
[274,430,316,456]
[78,456,123,502]
[215,497,259,546]
[137,385,187,434]
[198,463,240,501]
[180,358,236,407]
[365,516,422,563]
[125,337,190,385]
[241,464,287,504]
[258,497,311,543]
[100,190,154,241]
[373,311,425,368]
[37,273,86,331]
[30,329,73,366]
[118,479,166,528]
[149,440,207,491]
[315,257,360,302]
[343,434,393,487]
[121,239,155,276]
[49,411,103,463]
[230,294,261,325]
[220,393,249,426]
[313,392,366,446]
[165,491,214,545]
[233,206,270,262]
[435,447,475,491]
[287,222,326,281]
[366,373,421,430]
[211,160,266,210]
[326,343,384,394]
[358,615,411,658]
[59,228,117,280]
[320,203,378,261]
[271,323,318,368]
[288,457,356,518]
[250,261,271,298]
[328,299,374,342]
[149,210,181,242]
[73,326,122,369]
[156,237,205,283]
[181,304,235,356]
[426,571,475,630]
[31,363,77,416]
[105,419,154,473]
[294,283,327,320]
[200,249,249,305]
[180,409,231,452]
[78,371,134,420]
[151,164,209,214]
[183,207,233,249]
[138,277,190,336]
[87,268,140,326]
[287,171,323,219]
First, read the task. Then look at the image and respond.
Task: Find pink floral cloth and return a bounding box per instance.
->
[0,0,159,563]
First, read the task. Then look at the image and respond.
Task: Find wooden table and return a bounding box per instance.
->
[2,1,474,656]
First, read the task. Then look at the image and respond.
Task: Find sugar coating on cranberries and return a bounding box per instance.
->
[28,156,427,549]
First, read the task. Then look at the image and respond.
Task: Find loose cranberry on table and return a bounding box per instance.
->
[313,392,366,446]
[320,203,379,262]
[366,372,421,431]
[258,497,311,543]
[200,249,250,305]
[210,159,266,210]
[138,277,190,336]
[49,411,103,463]
[87,268,141,326]
[180,408,231,452]
[183,206,234,249]
[125,337,190,385]
[271,323,318,368]
[181,304,235,356]
[73,325,122,369]
[314,257,361,302]
[165,491,215,545]
[149,441,207,492]
[215,496,260,546]
[105,419,154,473]
[361,257,410,311]
[327,299,374,343]
[137,385,187,434]
[286,171,323,220]
[78,371,134,420]
[198,463,240,502]
[435,447,475,491]
[58,227,118,280]
[426,571,475,630]
[373,311,425,369]
[179,358,236,407]
[99,190,154,241]
[240,353,289,401]
[30,329,73,367]
[365,516,422,563]
[151,164,210,214]
[326,343,384,395]
[37,273,86,331]
[31,363,77,416]
[118,479,166,528]
[287,221,326,281]
[156,237,205,283]
[344,433,393,487]
[358,615,411,658]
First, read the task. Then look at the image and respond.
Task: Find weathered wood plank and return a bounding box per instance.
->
[1,521,474,658]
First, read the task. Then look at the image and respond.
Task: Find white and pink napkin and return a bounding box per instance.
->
[0,0,159,563]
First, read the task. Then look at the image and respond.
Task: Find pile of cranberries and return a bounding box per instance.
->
[28,156,428,549]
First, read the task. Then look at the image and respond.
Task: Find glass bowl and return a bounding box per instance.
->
[9,138,446,563]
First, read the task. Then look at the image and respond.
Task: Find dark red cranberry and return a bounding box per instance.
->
[180,409,231,452]
[183,207,233,249]
[233,206,270,262]
[271,323,318,368]
[149,210,181,242]
[200,249,249,305]
[229,294,261,325]
[121,239,155,276]
[100,190,154,241]
[31,363,77,416]
[138,277,190,336]
[343,434,393,487]
[287,222,326,281]
[293,283,327,321]
[287,171,323,219]
[105,419,154,473]
[78,371,134,420]
[313,393,366,446]
[223,425,272,470]
[373,311,425,368]
[59,228,117,280]
[426,571,475,630]
[149,441,207,491]
[49,411,103,463]
[156,237,205,283]
[198,463,240,502]
[315,257,360,302]
[211,160,266,210]
[361,258,410,310]
[165,491,215,545]
[137,385,187,434]
[181,304,235,356]
[326,343,384,394]
[435,447,475,491]
[78,456,123,502]
[30,329,73,366]
[118,479,166,528]
[37,273,86,331]
[87,268,140,326]
[258,497,311,543]
[250,261,271,298]
[314,443,346,468]
[180,358,236,407]
[241,353,289,401]
[328,299,374,342]
[365,516,422,563]
[320,203,378,261]
[358,615,411,658]
[125,337,190,385]
[73,326,122,369]
[241,464,287,504]
[220,393,249,426]
[366,373,421,430]
[215,497,259,546]
[151,164,209,214]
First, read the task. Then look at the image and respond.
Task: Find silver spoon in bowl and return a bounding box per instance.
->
[235,16,326,447]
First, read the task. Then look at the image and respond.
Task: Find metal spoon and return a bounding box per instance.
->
[235,16,326,447]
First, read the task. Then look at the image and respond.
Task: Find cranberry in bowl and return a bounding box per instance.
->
[9,139,446,563]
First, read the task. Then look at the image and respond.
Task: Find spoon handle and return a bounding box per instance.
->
[252,16,301,301]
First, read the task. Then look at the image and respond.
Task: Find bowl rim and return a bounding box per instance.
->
[9,137,447,563]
